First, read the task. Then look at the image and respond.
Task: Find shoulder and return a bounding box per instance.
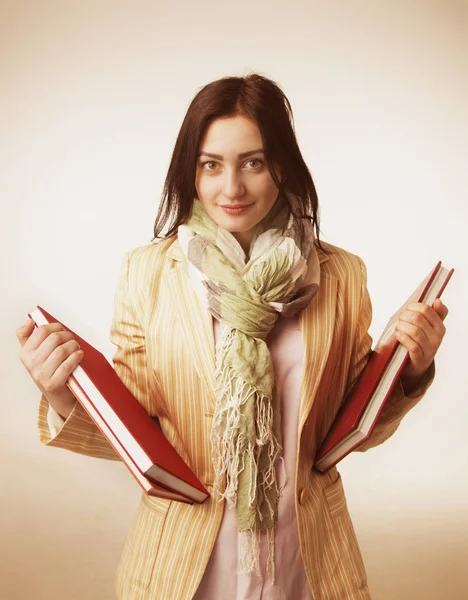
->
[123,235,179,270]
[116,236,179,305]
[315,239,367,286]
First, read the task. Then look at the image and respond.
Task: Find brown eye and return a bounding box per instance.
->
[245,159,263,169]
[201,161,217,170]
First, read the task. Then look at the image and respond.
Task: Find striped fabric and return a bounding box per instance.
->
[37,235,436,600]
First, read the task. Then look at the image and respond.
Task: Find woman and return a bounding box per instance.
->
[16,73,448,600]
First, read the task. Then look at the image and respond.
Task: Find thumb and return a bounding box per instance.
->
[433,298,449,321]
[16,317,36,346]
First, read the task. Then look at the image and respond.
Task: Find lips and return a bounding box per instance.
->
[220,204,252,208]
[220,203,253,215]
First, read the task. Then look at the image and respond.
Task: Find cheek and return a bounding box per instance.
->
[256,179,281,208]
[196,175,216,198]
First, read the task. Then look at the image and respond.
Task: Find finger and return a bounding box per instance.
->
[33,339,81,390]
[22,328,75,373]
[402,302,446,337]
[16,318,36,346]
[395,318,433,353]
[397,308,436,341]
[46,351,83,391]
[395,329,426,364]
[24,323,69,354]
[32,330,77,367]
[397,311,442,354]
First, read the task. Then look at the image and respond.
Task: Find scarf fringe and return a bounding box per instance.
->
[211,325,287,582]
[237,527,277,584]
[211,327,282,511]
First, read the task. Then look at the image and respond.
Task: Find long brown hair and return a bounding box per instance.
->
[152,72,329,253]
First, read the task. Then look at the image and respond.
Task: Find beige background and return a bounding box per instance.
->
[2,1,467,598]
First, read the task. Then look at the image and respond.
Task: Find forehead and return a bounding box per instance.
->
[199,116,262,152]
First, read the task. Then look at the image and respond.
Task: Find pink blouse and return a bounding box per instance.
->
[192,314,314,599]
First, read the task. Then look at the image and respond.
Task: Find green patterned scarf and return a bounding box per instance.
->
[177,190,320,580]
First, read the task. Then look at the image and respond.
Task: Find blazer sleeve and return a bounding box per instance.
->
[36,249,153,461]
[345,257,436,453]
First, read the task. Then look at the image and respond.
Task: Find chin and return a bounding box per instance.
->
[220,218,256,230]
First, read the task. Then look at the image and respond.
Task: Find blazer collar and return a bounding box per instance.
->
[166,237,330,264]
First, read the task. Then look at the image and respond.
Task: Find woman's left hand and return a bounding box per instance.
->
[396,298,449,392]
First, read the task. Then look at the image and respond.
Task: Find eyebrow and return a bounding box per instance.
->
[198,148,265,159]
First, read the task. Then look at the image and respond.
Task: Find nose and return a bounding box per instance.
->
[221,167,246,199]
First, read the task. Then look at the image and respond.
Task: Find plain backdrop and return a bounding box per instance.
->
[1,1,467,599]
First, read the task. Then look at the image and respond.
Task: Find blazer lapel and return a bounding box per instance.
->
[167,259,218,414]
[297,272,338,434]
[166,239,335,424]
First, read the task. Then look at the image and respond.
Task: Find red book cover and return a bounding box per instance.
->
[62,370,196,504]
[315,261,454,469]
[30,306,209,503]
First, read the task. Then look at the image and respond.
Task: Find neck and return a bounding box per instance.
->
[232,231,253,256]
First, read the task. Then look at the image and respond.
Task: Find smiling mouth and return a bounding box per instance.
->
[220,204,253,214]
[220,202,253,207]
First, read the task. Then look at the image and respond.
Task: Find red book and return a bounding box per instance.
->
[314,261,454,473]
[29,306,209,504]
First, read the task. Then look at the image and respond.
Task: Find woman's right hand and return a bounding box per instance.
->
[16,318,83,419]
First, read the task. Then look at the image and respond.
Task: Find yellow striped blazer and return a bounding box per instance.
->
[37,235,436,600]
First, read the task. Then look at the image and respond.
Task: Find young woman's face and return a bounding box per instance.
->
[195,115,282,254]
